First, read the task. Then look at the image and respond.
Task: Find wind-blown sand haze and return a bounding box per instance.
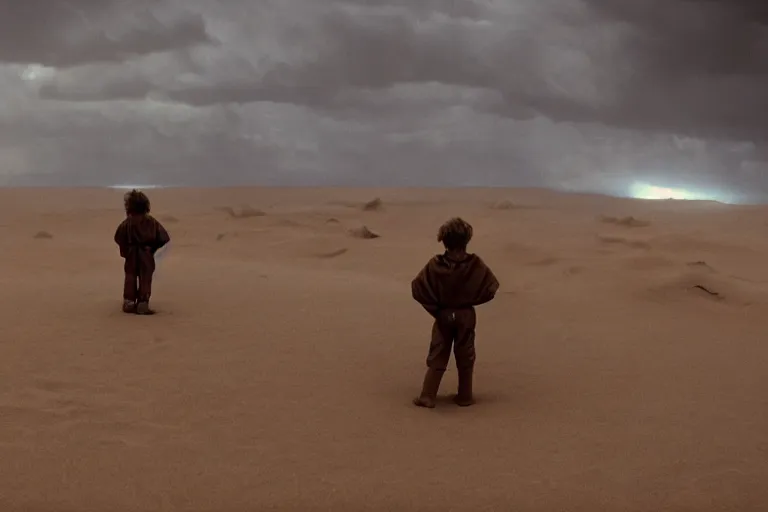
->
[1,187,767,511]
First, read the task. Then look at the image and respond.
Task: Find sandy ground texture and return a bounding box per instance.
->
[1,187,767,511]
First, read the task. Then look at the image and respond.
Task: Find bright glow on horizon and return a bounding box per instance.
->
[629,182,701,200]
[626,181,743,203]
[109,184,163,190]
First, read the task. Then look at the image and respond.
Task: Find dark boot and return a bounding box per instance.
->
[413,368,445,408]
[122,300,137,314]
[135,301,155,315]
[453,367,475,407]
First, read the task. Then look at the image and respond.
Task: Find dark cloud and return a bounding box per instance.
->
[677,0,768,24]
[586,0,768,76]
[576,0,768,140]
[1,0,767,198]
[40,4,538,109]
[0,0,212,67]
[39,0,765,142]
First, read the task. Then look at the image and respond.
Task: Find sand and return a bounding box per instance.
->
[1,187,767,511]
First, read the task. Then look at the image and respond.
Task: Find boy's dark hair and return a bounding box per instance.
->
[437,217,473,250]
[124,189,151,215]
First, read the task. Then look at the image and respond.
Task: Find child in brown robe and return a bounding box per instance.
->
[411,217,499,408]
[114,190,171,315]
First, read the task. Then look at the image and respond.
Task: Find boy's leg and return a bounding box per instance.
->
[414,317,454,408]
[136,270,155,315]
[122,273,138,313]
[452,309,477,406]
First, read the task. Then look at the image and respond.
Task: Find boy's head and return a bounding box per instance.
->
[437,217,473,251]
[124,189,151,216]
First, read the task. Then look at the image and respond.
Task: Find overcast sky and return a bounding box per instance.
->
[0,0,766,199]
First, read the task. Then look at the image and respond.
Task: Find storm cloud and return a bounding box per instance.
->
[1,0,766,199]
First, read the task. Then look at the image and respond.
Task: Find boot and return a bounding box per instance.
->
[413,368,445,408]
[135,301,155,315]
[122,300,137,314]
[453,367,475,407]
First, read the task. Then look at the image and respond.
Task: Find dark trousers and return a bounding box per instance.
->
[123,247,156,302]
[426,308,476,371]
[123,271,153,302]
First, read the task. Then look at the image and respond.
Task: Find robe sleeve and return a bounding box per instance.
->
[470,258,500,306]
[114,221,128,258]
[411,260,441,317]
[152,219,171,253]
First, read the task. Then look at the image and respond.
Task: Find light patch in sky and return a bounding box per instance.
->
[109,184,164,190]
[628,181,733,203]
[20,65,56,82]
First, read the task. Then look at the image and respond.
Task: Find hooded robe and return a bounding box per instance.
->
[114,215,171,302]
[411,253,499,370]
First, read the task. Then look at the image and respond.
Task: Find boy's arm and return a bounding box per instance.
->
[411,261,441,317]
[420,304,440,319]
[114,221,128,258]
[151,219,171,253]
[471,259,500,306]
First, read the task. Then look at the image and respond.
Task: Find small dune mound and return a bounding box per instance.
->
[33,231,53,239]
[686,260,715,271]
[643,267,768,306]
[219,206,266,219]
[362,198,383,211]
[316,248,349,259]
[348,226,380,239]
[599,215,650,228]
[159,215,179,223]
[491,199,519,210]
[658,272,728,303]
[691,284,720,297]
[597,235,650,250]
[216,233,227,241]
[325,218,340,224]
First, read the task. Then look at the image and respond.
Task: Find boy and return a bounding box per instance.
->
[114,189,171,315]
[411,217,499,408]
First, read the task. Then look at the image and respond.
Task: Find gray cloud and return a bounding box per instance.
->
[1,0,767,199]
[0,0,212,68]
[579,0,768,139]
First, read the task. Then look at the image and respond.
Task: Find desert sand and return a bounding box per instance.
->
[1,187,767,511]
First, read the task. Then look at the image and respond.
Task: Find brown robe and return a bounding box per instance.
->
[114,215,171,302]
[411,253,499,371]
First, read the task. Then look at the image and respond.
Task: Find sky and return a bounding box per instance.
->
[0,0,766,200]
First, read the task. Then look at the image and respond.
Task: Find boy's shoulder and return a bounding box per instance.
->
[137,214,161,225]
[427,252,482,272]
[117,214,160,227]
[434,252,481,264]
[469,253,487,264]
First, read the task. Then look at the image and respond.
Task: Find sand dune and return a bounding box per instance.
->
[1,187,768,511]
[598,214,651,228]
